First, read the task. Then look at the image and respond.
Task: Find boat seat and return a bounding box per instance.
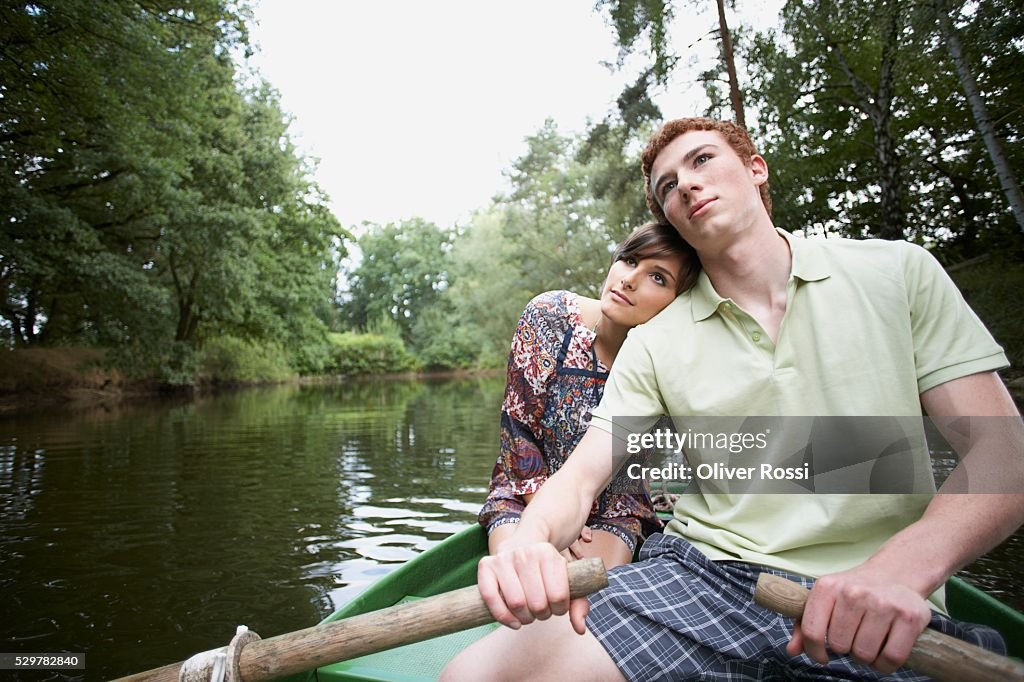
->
[315,596,498,682]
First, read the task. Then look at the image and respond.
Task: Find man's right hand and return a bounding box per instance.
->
[477,541,592,635]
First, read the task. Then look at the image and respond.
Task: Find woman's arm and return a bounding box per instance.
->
[479,295,560,540]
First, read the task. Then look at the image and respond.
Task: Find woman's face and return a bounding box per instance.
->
[600,252,686,328]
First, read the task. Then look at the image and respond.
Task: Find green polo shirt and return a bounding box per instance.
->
[590,230,1008,604]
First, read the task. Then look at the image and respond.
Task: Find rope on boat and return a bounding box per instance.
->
[178,625,262,682]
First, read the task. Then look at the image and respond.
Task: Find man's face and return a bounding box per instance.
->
[648,130,768,246]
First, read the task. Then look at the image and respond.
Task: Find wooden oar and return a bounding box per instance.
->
[754,573,1024,682]
[114,557,607,682]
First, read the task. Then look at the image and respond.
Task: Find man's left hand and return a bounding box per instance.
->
[785,566,932,673]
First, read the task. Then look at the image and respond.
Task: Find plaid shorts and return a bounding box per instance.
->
[586,533,1006,681]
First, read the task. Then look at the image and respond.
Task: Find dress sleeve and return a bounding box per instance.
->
[479,294,561,532]
[497,294,560,495]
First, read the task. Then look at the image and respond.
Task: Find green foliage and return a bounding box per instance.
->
[325,332,419,376]
[198,336,296,384]
[1,0,347,383]
[744,0,1024,247]
[12,1,1017,387]
[443,208,528,368]
[364,313,406,340]
[498,120,620,298]
[409,303,480,371]
[341,219,452,344]
[1,0,231,347]
[578,121,659,235]
[108,340,200,387]
[597,0,676,80]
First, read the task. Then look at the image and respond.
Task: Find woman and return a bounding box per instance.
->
[479,222,699,569]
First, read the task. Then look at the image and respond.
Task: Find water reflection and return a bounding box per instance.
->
[0,377,503,679]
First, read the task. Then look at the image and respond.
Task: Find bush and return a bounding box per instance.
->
[107,340,199,387]
[325,332,419,375]
[286,337,333,376]
[0,347,112,393]
[409,305,485,370]
[198,336,296,384]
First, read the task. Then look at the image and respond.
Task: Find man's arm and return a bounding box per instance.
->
[789,371,1024,672]
[477,425,619,634]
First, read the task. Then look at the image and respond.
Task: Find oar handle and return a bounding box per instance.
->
[114,557,608,682]
[754,573,1024,682]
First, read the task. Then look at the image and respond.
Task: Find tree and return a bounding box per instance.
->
[1,1,346,380]
[158,80,342,356]
[341,219,453,344]
[1,0,244,345]
[931,0,1024,234]
[715,0,746,128]
[443,208,533,368]
[595,0,748,128]
[745,0,1023,250]
[498,121,618,298]
[752,0,908,239]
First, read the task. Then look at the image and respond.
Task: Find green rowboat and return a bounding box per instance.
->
[307,525,1024,681]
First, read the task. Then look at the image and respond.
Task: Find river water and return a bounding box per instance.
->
[1,378,1021,680]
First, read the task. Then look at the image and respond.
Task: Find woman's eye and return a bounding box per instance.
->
[661,181,677,199]
[624,256,638,266]
[695,153,711,165]
[652,273,666,285]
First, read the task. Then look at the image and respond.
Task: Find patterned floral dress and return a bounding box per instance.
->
[478,290,661,552]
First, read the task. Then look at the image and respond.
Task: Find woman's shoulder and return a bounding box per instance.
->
[521,290,579,326]
[525,290,572,314]
[514,290,578,350]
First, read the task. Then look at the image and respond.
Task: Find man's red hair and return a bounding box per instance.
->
[641,117,772,223]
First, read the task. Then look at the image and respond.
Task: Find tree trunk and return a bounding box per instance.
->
[874,7,904,240]
[175,297,194,343]
[716,0,746,129]
[874,119,905,240]
[935,1,1024,234]
[23,289,40,345]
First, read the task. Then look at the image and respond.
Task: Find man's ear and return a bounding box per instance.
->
[750,154,769,186]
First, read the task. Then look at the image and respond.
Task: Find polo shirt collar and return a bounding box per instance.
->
[779,228,831,283]
[691,271,726,321]
[690,228,832,322]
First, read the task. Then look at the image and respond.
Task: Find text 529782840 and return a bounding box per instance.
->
[0,653,85,670]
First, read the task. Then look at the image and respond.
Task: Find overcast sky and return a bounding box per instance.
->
[248,1,783,231]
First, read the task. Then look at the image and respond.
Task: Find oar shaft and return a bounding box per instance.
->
[754,573,1024,682]
[114,557,607,682]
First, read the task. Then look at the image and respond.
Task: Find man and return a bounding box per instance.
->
[441,118,1023,681]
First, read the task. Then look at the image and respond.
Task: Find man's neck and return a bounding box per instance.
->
[699,222,792,343]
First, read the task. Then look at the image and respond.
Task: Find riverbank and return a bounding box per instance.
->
[0,347,504,415]
[2,346,1021,416]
